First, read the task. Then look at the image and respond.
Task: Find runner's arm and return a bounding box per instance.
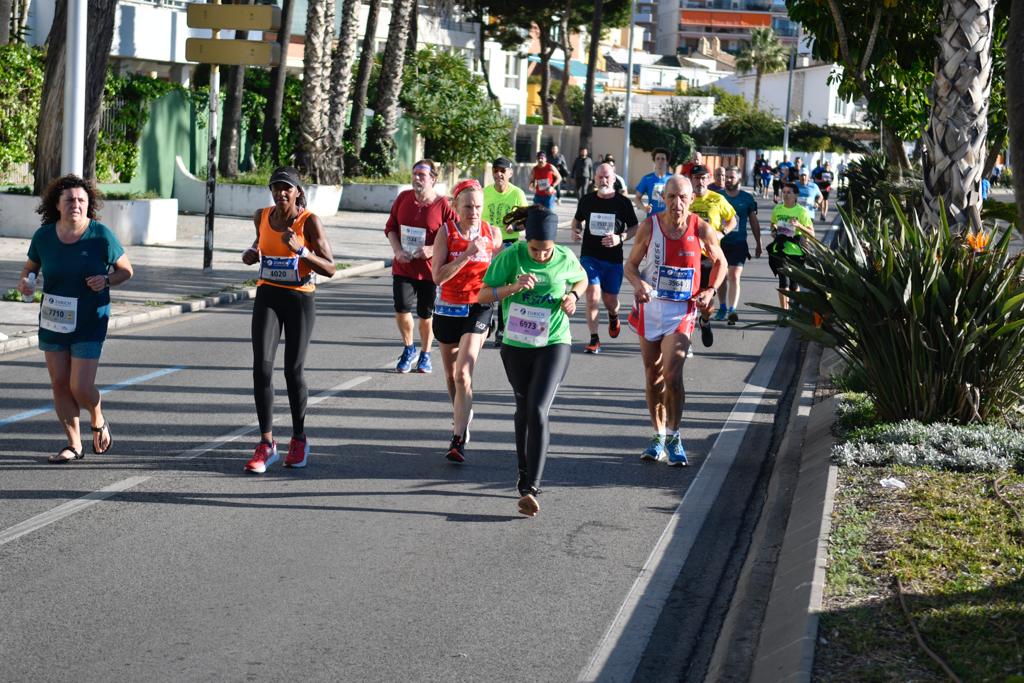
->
[624,219,653,302]
[296,215,337,278]
[431,227,462,284]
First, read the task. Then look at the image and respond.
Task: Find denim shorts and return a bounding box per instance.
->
[580,256,624,295]
[38,339,104,359]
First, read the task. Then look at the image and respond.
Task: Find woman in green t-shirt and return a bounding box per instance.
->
[16,175,134,463]
[767,181,815,312]
[479,206,587,517]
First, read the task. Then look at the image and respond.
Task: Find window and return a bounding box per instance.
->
[833,96,846,116]
[505,54,520,89]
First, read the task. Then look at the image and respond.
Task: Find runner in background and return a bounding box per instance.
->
[717,166,763,325]
[384,159,456,373]
[634,148,673,217]
[431,180,501,464]
[529,151,561,210]
[483,156,530,347]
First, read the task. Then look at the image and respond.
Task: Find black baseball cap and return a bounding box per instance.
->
[492,157,514,169]
[269,166,303,190]
[689,164,709,176]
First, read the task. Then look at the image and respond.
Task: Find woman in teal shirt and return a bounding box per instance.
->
[17,175,134,463]
[479,206,587,517]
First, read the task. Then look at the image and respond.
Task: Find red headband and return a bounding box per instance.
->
[452,179,482,200]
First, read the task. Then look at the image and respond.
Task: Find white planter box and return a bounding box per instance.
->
[0,192,178,245]
[174,156,343,218]
[340,182,449,213]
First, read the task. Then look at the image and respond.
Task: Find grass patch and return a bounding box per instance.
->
[223,170,271,186]
[815,465,1024,681]
[335,262,350,270]
[2,185,32,195]
[103,190,159,200]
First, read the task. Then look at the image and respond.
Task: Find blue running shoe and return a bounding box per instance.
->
[416,350,433,373]
[713,307,727,321]
[640,436,665,463]
[666,435,688,467]
[395,345,417,373]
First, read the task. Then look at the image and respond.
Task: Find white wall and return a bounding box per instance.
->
[715,63,865,127]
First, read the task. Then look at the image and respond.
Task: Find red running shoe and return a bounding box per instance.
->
[245,440,279,474]
[608,316,621,338]
[446,435,465,463]
[284,436,310,468]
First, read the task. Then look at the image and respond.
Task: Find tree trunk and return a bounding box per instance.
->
[538,27,553,125]
[82,0,117,180]
[477,20,498,101]
[1007,0,1024,227]
[322,0,361,183]
[882,124,912,174]
[0,0,12,45]
[219,59,247,177]
[361,0,414,176]
[298,0,336,183]
[923,0,995,231]
[34,0,117,193]
[405,0,418,63]
[554,9,574,124]
[345,0,380,176]
[580,0,603,151]
[753,70,762,111]
[262,0,295,166]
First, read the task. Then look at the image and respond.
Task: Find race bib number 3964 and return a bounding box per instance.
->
[655,265,694,301]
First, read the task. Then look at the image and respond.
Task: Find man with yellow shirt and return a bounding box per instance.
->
[483,156,529,345]
[686,165,737,349]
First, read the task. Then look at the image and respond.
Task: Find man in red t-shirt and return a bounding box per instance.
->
[529,151,561,210]
[384,159,457,373]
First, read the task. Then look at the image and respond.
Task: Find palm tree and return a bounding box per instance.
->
[262,0,296,165]
[345,0,381,177]
[735,28,788,111]
[361,0,416,176]
[322,0,362,183]
[1005,0,1023,225]
[298,0,337,183]
[922,0,995,231]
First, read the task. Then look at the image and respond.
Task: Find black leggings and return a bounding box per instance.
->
[499,343,571,496]
[251,285,316,435]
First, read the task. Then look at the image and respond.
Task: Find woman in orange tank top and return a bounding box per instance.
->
[430,180,501,464]
[240,167,337,474]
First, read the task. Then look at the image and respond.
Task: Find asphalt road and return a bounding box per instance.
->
[0,224,803,682]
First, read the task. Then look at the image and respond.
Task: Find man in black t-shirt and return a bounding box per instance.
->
[571,162,641,354]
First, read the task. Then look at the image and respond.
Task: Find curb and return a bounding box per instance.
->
[749,347,840,682]
[0,259,389,357]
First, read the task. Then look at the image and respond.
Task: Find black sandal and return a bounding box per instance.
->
[91,422,112,455]
[49,445,83,464]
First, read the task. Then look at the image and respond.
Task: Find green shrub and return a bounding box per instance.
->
[0,44,44,175]
[981,198,1019,227]
[835,392,878,434]
[775,204,1024,424]
[96,74,182,182]
[833,421,1024,472]
[629,119,694,167]
[841,153,923,219]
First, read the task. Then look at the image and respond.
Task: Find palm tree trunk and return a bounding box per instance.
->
[538,27,553,125]
[580,0,603,151]
[1007,0,1024,227]
[220,1,253,179]
[323,0,361,183]
[554,8,574,125]
[262,0,295,165]
[477,20,498,101]
[0,0,13,45]
[361,0,415,175]
[753,70,762,111]
[34,0,117,193]
[923,0,995,231]
[298,0,336,183]
[345,0,380,176]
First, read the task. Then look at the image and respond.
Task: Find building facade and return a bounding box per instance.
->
[655,0,800,55]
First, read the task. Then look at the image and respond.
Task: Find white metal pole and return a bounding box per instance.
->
[622,0,637,186]
[781,48,795,159]
[62,0,87,176]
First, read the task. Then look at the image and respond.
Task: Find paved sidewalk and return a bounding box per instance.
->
[0,201,580,355]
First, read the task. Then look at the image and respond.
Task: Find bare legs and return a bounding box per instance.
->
[439,332,487,437]
[44,351,107,453]
[638,333,690,433]
[396,312,434,351]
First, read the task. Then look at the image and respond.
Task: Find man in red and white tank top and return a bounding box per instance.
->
[624,175,727,467]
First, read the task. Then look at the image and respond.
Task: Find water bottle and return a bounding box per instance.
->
[22,272,36,303]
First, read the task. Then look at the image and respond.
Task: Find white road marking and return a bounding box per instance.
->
[0,375,374,546]
[578,327,790,683]
[0,366,185,429]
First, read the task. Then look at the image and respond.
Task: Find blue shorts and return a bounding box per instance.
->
[721,240,750,267]
[533,194,556,209]
[39,339,104,359]
[580,256,624,295]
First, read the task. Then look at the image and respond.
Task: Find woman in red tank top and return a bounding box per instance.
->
[431,180,502,463]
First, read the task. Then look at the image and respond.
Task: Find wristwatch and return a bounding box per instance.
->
[296,246,310,258]
[104,275,110,288]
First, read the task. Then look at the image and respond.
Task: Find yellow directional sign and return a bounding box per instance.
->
[185,38,281,66]
[185,4,282,31]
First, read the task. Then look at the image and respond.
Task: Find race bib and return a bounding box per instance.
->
[652,183,665,203]
[655,265,694,301]
[505,302,551,347]
[777,221,798,238]
[588,212,616,236]
[536,179,550,192]
[400,225,426,253]
[259,255,301,284]
[39,293,77,333]
[435,294,470,318]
